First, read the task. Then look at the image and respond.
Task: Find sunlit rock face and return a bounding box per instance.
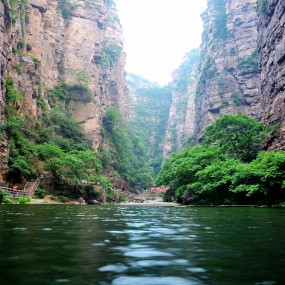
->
[163,50,200,158]
[0,0,128,150]
[0,0,128,179]
[259,0,285,150]
[195,0,262,141]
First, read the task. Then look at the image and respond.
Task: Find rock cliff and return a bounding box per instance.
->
[259,0,285,150]
[0,0,127,181]
[127,73,171,172]
[163,49,200,157]
[195,0,262,140]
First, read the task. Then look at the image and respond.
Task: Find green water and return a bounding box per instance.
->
[0,205,284,285]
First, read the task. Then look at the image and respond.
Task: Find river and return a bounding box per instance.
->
[0,205,284,285]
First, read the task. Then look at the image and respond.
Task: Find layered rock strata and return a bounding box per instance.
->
[0,0,128,180]
[163,49,200,157]
[259,0,285,150]
[195,0,262,140]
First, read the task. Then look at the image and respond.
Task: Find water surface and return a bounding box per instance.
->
[0,205,284,285]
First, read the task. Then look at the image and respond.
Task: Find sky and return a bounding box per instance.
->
[114,0,207,86]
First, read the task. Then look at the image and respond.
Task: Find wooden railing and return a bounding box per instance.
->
[0,187,28,199]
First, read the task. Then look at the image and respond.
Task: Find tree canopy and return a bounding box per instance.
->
[157,114,285,205]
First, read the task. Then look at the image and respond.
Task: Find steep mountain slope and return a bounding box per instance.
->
[195,0,262,140]
[259,0,285,150]
[127,73,171,174]
[163,49,200,157]
[0,0,127,182]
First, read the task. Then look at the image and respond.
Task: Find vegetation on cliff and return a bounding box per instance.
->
[157,114,285,205]
[101,107,154,190]
[127,74,172,175]
[3,77,139,202]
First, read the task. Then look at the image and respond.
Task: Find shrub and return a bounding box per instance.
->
[2,197,13,204]
[34,188,46,199]
[18,197,31,204]
[237,50,259,71]
[102,44,122,66]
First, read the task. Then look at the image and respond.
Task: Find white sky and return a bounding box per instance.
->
[114,0,207,85]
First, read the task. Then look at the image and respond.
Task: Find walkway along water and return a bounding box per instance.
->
[0,179,39,200]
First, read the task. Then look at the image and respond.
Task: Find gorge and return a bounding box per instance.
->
[0,0,284,204]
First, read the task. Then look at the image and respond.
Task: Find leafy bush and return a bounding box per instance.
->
[18,197,31,204]
[6,77,23,103]
[2,197,13,204]
[102,44,122,66]
[34,188,46,199]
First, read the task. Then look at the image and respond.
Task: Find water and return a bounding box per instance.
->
[0,205,284,285]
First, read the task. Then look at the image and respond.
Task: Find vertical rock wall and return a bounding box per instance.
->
[259,0,285,150]
[0,1,8,182]
[195,0,262,140]
[163,49,200,157]
[0,0,128,179]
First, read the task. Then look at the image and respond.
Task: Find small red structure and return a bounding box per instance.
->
[148,187,169,193]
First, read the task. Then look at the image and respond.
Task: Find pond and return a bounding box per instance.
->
[0,205,284,285]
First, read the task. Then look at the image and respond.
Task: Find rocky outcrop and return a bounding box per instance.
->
[0,0,128,179]
[61,0,128,150]
[259,0,285,150]
[195,0,262,140]
[163,49,200,157]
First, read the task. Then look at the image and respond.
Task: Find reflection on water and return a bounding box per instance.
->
[0,205,285,285]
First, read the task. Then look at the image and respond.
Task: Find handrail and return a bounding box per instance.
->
[0,186,28,198]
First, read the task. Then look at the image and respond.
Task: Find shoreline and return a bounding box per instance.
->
[25,196,285,208]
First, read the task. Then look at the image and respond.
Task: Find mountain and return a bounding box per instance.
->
[163,49,200,157]
[195,0,262,141]
[0,0,128,184]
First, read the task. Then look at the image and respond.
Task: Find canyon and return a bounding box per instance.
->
[0,0,284,189]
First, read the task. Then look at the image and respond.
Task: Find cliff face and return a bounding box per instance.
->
[127,73,172,173]
[259,0,285,150]
[163,49,200,157]
[0,2,8,180]
[195,0,262,140]
[0,0,127,181]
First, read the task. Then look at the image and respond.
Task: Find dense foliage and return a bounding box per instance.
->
[101,107,153,190]
[127,75,172,175]
[157,114,285,205]
[4,77,115,201]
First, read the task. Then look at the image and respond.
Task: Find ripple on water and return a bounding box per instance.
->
[13,227,28,231]
[99,264,128,273]
[187,267,207,273]
[130,259,189,268]
[124,249,173,258]
[112,276,200,285]
[55,279,70,283]
[42,228,53,231]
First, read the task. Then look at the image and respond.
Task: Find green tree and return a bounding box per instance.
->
[202,114,265,162]
[230,151,285,201]
[156,145,224,199]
